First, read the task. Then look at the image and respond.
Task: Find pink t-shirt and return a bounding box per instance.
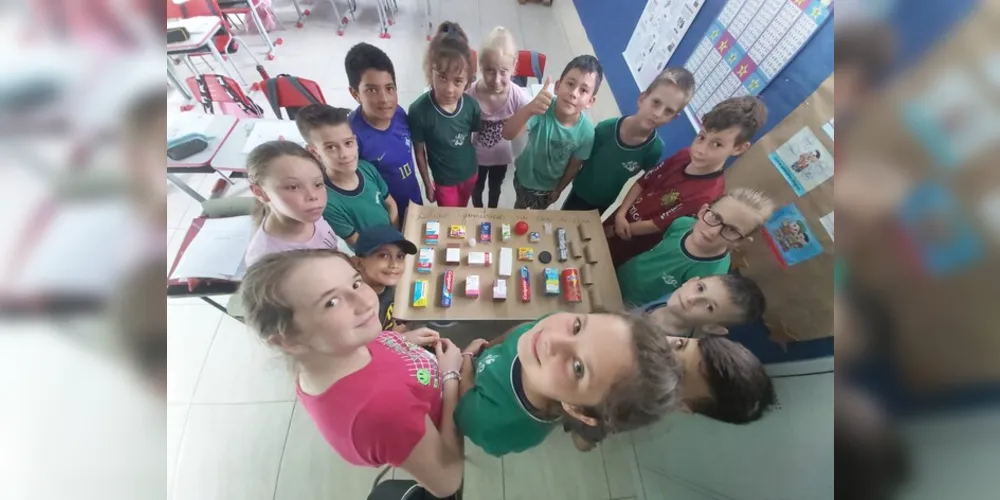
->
[297,331,444,467]
[244,218,349,266]
[467,83,531,166]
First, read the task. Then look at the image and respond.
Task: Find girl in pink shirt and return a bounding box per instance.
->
[244,141,351,267]
[240,249,482,498]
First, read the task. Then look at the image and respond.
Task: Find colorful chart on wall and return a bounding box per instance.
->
[623,0,706,90]
[761,203,824,267]
[768,126,833,196]
[682,0,833,128]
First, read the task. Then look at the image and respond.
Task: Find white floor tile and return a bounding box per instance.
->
[192,314,297,404]
[167,304,223,403]
[167,403,190,496]
[172,402,295,500]
[601,432,645,500]
[274,402,384,500]
[503,429,611,500]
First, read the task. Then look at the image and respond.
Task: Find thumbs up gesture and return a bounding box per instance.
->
[528,77,554,116]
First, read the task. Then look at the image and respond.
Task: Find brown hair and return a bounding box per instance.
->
[701,96,768,144]
[688,336,776,424]
[564,311,683,443]
[240,249,355,343]
[294,104,351,145]
[645,67,695,102]
[245,140,324,225]
[425,21,473,86]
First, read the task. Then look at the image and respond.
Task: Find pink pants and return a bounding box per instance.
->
[435,174,478,207]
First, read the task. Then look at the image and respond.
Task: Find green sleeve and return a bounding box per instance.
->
[643,138,665,171]
[407,101,425,144]
[324,203,356,241]
[572,121,596,161]
[470,98,482,132]
[454,385,495,445]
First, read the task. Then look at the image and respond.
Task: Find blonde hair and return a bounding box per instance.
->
[718,187,776,225]
[240,249,355,343]
[645,67,695,102]
[480,26,518,65]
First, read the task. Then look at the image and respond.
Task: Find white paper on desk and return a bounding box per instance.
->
[167,112,214,142]
[171,216,255,280]
[242,121,307,153]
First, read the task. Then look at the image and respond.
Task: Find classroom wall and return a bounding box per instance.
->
[571,0,834,161]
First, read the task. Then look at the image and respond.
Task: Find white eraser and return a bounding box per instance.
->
[499,247,513,277]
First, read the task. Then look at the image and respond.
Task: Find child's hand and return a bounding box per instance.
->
[463,338,489,357]
[614,213,632,240]
[404,327,440,347]
[435,338,463,374]
[547,188,562,205]
[425,184,436,203]
[527,77,554,116]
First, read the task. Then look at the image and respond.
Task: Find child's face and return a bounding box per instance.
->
[666,336,710,405]
[690,198,763,249]
[516,313,636,409]
[662,276,743,331]
[480,52,513,94]
[356,243,408,288]
[635,83,688,130]
[307,123,358,175]
[250,155,327,223]
[279,256,382,356]
[432,65,469,107]
[689,126,750,169]
[555,69,598,117]
[351,69,398,123]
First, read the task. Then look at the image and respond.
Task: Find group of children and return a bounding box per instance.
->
[236,19,783,498]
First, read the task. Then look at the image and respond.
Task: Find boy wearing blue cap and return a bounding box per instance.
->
[352,225,418,331]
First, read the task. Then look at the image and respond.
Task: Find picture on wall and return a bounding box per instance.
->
[683,0,833,128]
[897,182,984,277]
[768,126,834,196]
[623,0,706,90]
[762,203,824,267]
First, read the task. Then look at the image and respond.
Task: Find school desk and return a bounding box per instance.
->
[167,197,255,318]
[166,114,239,202]
[211,118,305,176]
[166,16,237,83]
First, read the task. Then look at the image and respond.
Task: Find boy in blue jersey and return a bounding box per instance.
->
[346,42,422,224]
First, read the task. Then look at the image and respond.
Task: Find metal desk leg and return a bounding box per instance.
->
[206,37,246,87]
[168,59,193,100]
[168,173,207,203]
[245,0,276,57]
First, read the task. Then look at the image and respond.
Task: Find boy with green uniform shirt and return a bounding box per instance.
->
[455,311,683,456]
[296,104,398,247]
[503,56,602,209]
[617,188,774,307]
[563,68,695,215]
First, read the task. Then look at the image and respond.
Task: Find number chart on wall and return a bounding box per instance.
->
[683,0,833,128]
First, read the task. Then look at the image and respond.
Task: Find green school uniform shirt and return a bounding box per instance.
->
[455,318,559,456]
[571,116,664,208]
[514,98,596,191]
[323,159,391,242]
[407,92,481,186]
[616,216,732,307]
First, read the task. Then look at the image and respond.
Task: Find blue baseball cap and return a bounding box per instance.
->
[355,225,418,257]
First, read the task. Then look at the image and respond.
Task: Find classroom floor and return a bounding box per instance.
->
[167,1,644,499]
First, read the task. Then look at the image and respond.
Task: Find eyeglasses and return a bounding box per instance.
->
[702,209,746,241]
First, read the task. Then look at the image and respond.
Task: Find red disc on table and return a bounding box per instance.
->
[514,221,529,235]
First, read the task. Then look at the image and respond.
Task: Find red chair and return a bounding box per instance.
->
[513,50,547,87]
[215,0,283,58]
[261,75,327,120]
[185,74,265,118]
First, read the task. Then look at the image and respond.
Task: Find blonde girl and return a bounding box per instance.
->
[466,26,531,208]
